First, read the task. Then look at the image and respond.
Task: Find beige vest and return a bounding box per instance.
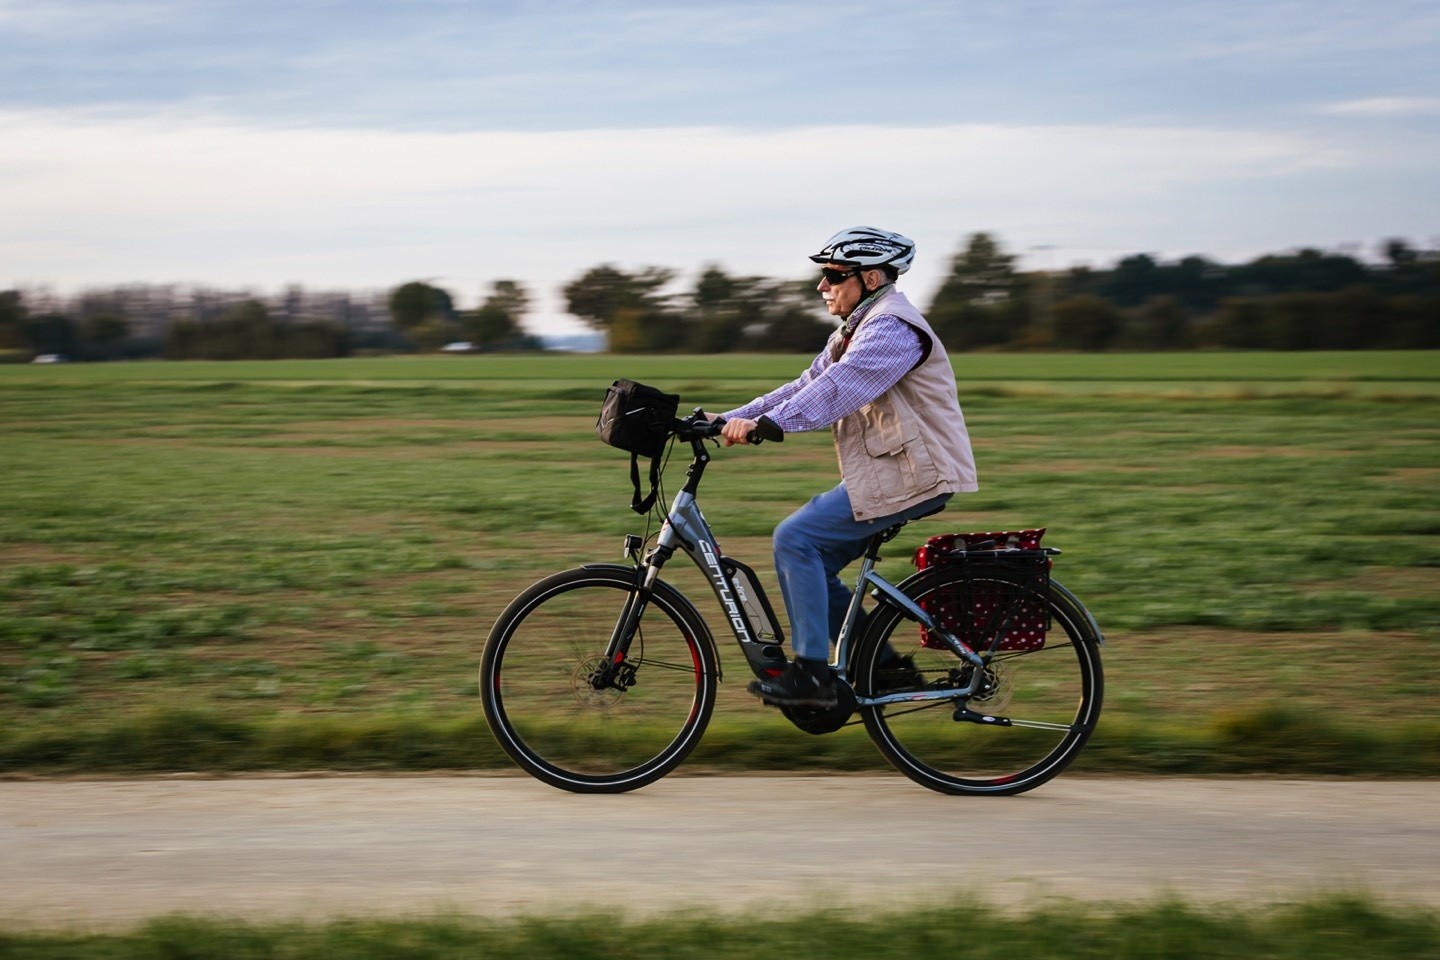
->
[830,289,978,521]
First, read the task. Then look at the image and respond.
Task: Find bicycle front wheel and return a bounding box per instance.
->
[854,567,1103,796]
[480,566,718,793]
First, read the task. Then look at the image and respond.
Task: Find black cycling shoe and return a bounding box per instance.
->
[747,658,838,708]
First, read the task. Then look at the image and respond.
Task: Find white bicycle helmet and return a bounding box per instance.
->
[808,226,916,275]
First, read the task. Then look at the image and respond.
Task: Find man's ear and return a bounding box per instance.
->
[862,268,887,291]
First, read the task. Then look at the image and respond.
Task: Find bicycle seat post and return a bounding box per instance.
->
[863,529,892,562]
[870,516,912,556]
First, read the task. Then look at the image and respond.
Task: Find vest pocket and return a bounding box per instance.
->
[861,416,940,500]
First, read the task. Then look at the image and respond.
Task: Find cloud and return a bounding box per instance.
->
[6,0,1437,133]
[1320,96,1440,117]
[0,109,1423,332]
[1,110,1346,221]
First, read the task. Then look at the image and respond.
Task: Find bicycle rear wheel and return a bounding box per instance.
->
[854,566,1103,796]
[480,566,717,793]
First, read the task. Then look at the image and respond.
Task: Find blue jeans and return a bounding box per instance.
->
[773,482,952,662]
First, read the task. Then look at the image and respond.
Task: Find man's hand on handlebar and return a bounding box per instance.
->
[719,417,758,446]
[696,411,784,446]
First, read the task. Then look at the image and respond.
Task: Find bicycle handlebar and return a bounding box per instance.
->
[673,410,785,446]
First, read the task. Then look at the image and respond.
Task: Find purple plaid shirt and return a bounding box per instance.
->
[721,306,923,433]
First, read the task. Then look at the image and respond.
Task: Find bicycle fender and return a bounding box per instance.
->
[1048,578,1105,645]
[579,563,725,680]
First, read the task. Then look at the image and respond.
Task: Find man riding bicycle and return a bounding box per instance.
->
[718,226,978,709]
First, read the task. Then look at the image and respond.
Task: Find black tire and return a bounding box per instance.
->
[480,567,718,793]
[854,567,1103,796]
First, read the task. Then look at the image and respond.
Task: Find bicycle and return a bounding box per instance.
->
[480,407,1104,795]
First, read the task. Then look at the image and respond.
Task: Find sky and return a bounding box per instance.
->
[3,0,1438,336]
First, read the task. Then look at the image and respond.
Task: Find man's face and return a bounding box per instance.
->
[817,263,865,318]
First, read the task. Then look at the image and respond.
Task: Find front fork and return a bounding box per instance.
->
[588,538,659,691]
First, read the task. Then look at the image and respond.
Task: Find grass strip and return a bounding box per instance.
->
[1,707,1436,777]
[0,894,1436,959]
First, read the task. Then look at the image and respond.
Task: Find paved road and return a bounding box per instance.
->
[2,776,1437,928]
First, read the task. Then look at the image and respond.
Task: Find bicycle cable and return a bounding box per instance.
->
[638,432,679,554]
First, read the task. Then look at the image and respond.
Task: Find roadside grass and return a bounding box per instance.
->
[1,353,1437,775]
[1,894,1436,959]
[2,706,1435,777]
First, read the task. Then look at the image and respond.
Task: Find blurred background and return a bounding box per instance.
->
[2,0,1438,355]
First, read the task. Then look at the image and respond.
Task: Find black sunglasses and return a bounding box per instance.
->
[820,266,858,285]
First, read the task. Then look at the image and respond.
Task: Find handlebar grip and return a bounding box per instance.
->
[751,415,784,444]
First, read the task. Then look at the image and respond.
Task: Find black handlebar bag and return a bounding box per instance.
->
[595,379,680,514]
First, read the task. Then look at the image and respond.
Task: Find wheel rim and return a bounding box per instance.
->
[485,576,712,788]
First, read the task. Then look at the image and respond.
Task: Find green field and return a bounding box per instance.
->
[3,895,1436,960]
[1,352,1437,774]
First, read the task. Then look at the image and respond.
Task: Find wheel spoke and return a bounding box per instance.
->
[631,658,698,673]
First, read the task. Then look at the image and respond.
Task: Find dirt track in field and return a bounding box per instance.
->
[3,775,1436,928]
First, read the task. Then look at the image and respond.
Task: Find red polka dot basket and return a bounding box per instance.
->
[913,529,1052,652]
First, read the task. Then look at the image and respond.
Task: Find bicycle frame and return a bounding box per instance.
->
[600,437,995,710]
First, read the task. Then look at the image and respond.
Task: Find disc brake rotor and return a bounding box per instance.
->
[573,656,626,709]
[969,660,1013,712]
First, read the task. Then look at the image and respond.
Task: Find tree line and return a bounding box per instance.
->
[931,234,1439,352]
[2,235,1436,361]
[0,281,543,362]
